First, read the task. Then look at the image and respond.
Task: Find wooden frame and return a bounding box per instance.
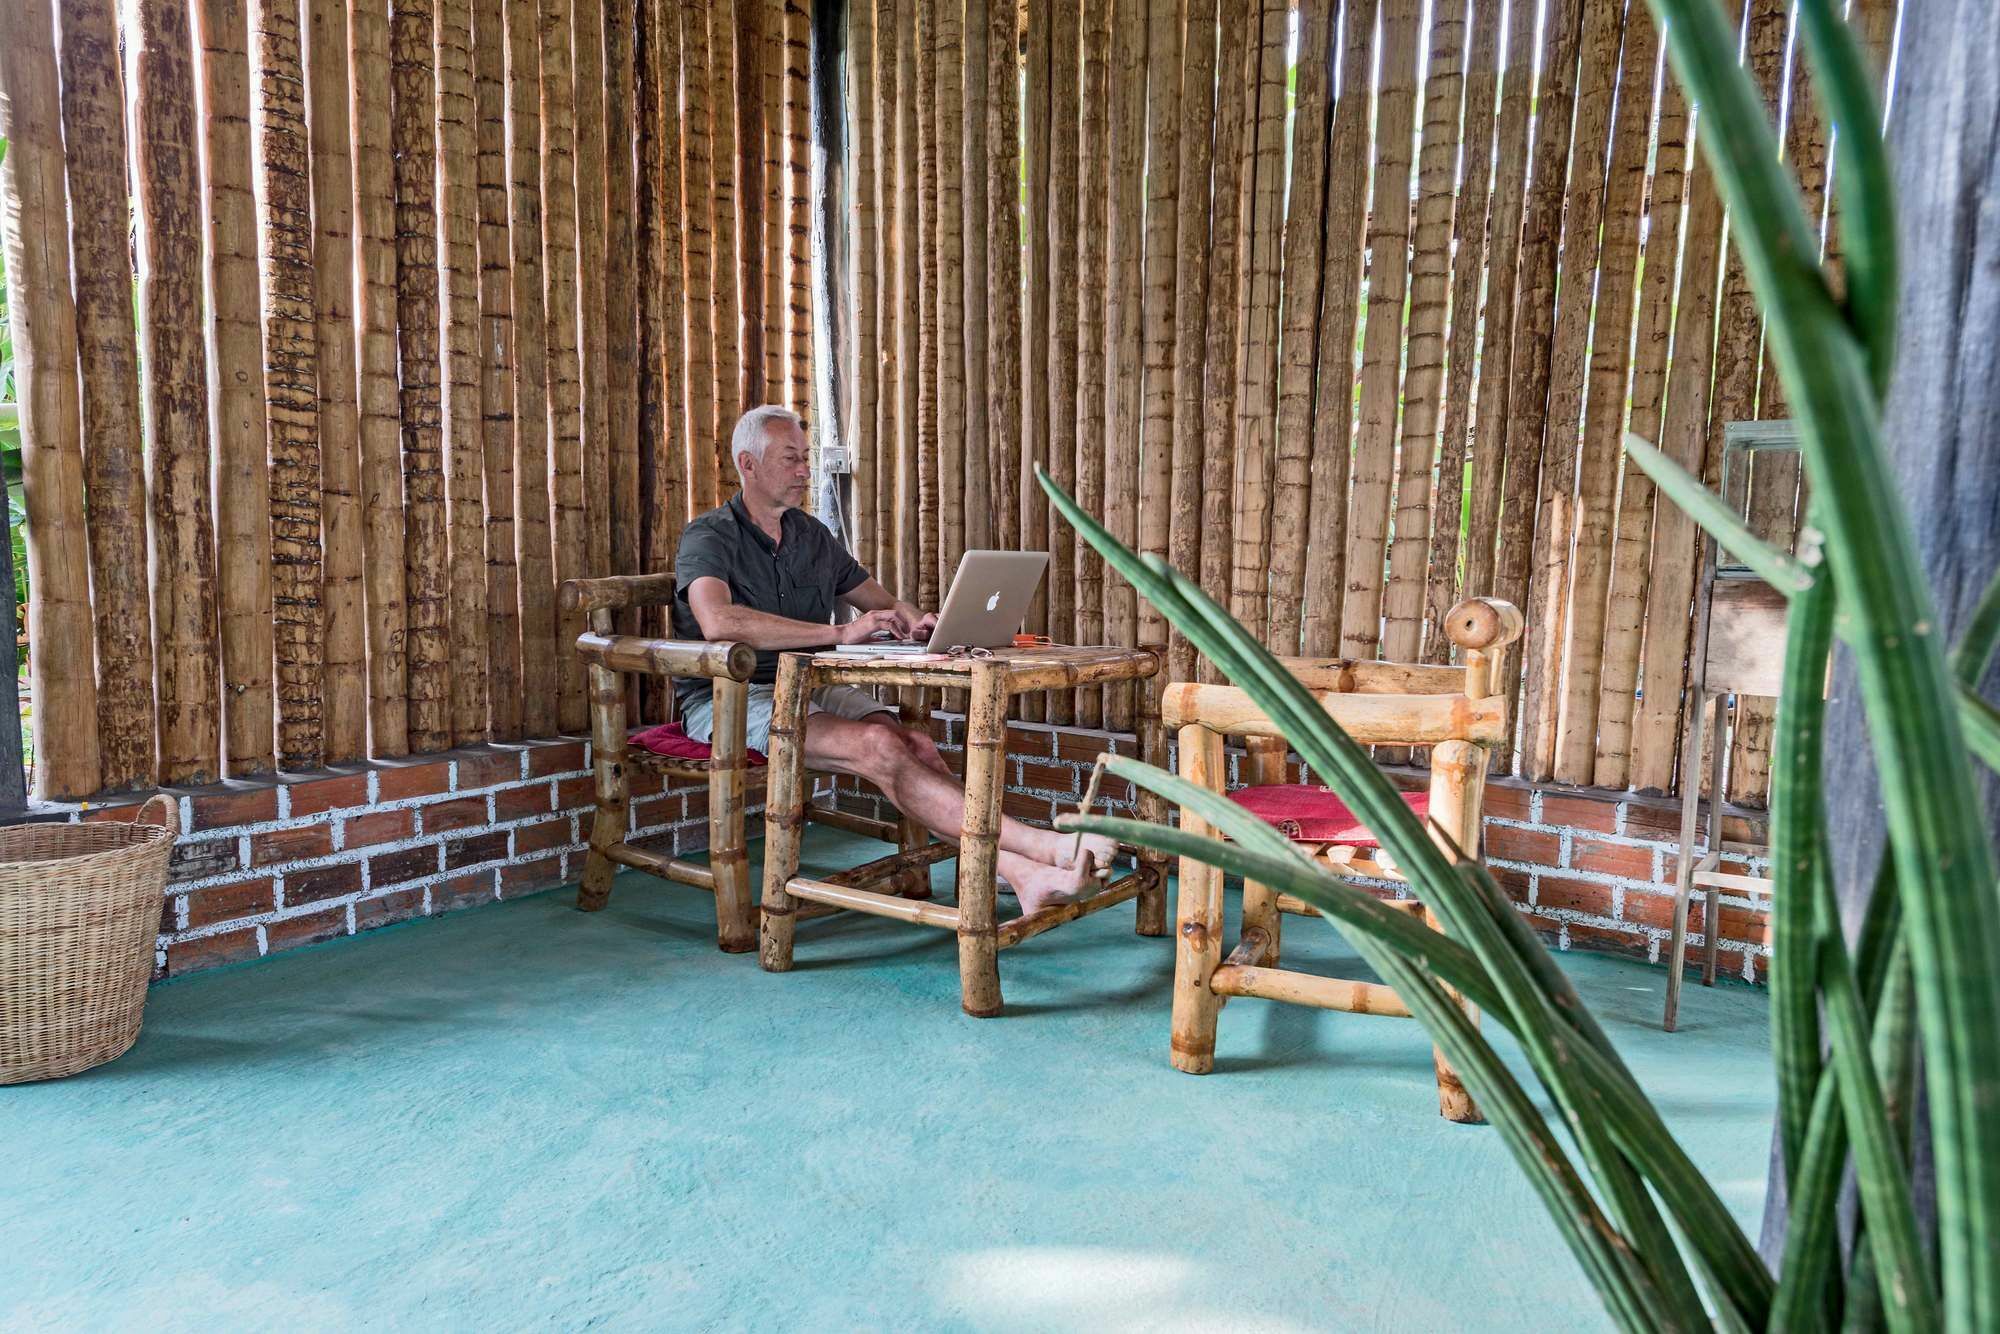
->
[563,575,905,953]
[1164,597,1522,1123]
[757,644,1169,1016]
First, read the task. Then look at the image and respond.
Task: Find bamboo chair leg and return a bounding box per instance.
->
[895,685,933,899]
[1170,724,1226,1073]
[1663,693,1709,1031]
[1133,655,1169,936]
[956,663,1008,1016]
[1702,694,1728,987]
[1426,740,1484,1124]
[1239,736,1288,962]
[758,653,813,972]
[709,677,755,952]
[578,615,628,912]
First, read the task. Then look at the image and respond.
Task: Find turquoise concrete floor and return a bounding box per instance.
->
[3,831,1774,1332]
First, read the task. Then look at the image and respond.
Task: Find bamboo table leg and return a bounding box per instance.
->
[1239,736,1288,959]
[1133,658,1169,937]
[709,677,756,952]
[758,653,814,972]
[1425,739,1485,1123]
[578,608,627,912]
[1170,723,1226,1073]
[955,661,1008,1016]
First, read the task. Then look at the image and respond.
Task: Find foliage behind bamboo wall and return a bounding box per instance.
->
[1,0,819,799]
[833,0,1897,809]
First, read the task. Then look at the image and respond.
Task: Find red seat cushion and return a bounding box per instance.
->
[629,722,768,767]
[1228,785,1428,846]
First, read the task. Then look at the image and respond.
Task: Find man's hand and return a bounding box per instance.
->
[910,610,939,639]
[839,608,910,645]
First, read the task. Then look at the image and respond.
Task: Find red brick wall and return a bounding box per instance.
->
[51,718,1769,983]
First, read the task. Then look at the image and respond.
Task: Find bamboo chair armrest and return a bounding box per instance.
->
[561,573,680,613]
[575,631,758,681]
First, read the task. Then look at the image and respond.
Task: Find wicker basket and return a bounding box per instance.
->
[0,794,177,1083]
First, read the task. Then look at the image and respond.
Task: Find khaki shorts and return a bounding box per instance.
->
[678,683,897,756]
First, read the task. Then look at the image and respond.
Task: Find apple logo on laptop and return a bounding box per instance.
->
[985,592,1000,612]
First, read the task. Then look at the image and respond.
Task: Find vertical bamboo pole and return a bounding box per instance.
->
[919,0,945,613]
[1300,0,1372,660]
[956,661,1008,1016]
[1703,0,1784,804]
[577,606,626,909]
[849,0,881,572]
[1267,0,1331,661]
[1339,0,1421,659]
[1019,0,1050,678]
[2,0,102,797]
[709,677,757,951]
[1597,54,1688,788]
[893,0,921,592]
[936,0,967,606]
[1489,0,1586,750]
[985,0,1021,554]
[1630,20,1734,795]
[737,3,765,407]
[761,0,787,407]
[57,0,155,790]
[1046,0,1079,696]
[960,0,991,555]
[710,0,746,493]
[784,0,813,410]
[1421,0,1500,663]
[1169,722,1225,1072]
[636,0,667,664]
[1380,1,1466,668]
[1103,0,1146,731]
[1553,2,1657,785]
[757,652,811,971]
[573,0,609,583]
[349,0,410,754]
[872,0,901,585]
[1426,737,1485,1123]
[437,0,490,746]
[1137,0,1181,656]
[1227,0,1284,654]
[253,0,324,770]
[306,0,368,761]
[541,0,587,735]
[129,0,225,785]
[1074,0,1110,722]
[604,0,639,581]
[194,0,276,773]
[1516,0,1623,782]
[682,0,720,517]
[1238,736,1287,957]
[473,0,521,739]
[507,0,557,737]
[392,0,449,752]
[652,0,689,552]
[1460,0,1541,608]
[1195,0,1252,679]
[1166,0,1217,683]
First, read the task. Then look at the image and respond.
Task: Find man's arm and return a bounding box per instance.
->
[841,577,937,638]
[687,577,904,649]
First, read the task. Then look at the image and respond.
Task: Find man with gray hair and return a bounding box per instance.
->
[671,406,1111,913]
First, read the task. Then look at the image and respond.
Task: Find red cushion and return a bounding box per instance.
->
[629,722,768,767]
[1228,785,1428,846]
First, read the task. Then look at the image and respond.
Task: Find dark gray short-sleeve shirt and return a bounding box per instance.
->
[671,494,870,699]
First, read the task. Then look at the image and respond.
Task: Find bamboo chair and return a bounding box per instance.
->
[1164,597,1523,1123]
[562,575,914,953]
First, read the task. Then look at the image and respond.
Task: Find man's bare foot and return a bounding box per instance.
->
[1012,855,1098,916]
[1059,831,1117,872]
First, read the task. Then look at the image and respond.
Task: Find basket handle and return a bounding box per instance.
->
[133,793,178,836]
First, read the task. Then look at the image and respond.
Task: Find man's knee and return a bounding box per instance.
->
[856,718,912,777]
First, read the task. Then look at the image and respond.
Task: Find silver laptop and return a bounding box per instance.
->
[838,550,1051,654]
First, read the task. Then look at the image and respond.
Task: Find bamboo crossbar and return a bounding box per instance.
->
[785,877,961,929]
[1278,891,1427,918]
[1208,964,1412,1017]
[574,632,755,680]
[995,864,1158,949]
[818,839,956,889]
[1163,683,1506,745]
[603,841,717,890]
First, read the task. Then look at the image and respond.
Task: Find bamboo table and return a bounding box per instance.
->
[757,644,1170,1016]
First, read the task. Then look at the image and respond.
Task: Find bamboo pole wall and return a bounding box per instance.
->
[4,0,1899,812]
[830,0,1899,810]
[2,0,821,798]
